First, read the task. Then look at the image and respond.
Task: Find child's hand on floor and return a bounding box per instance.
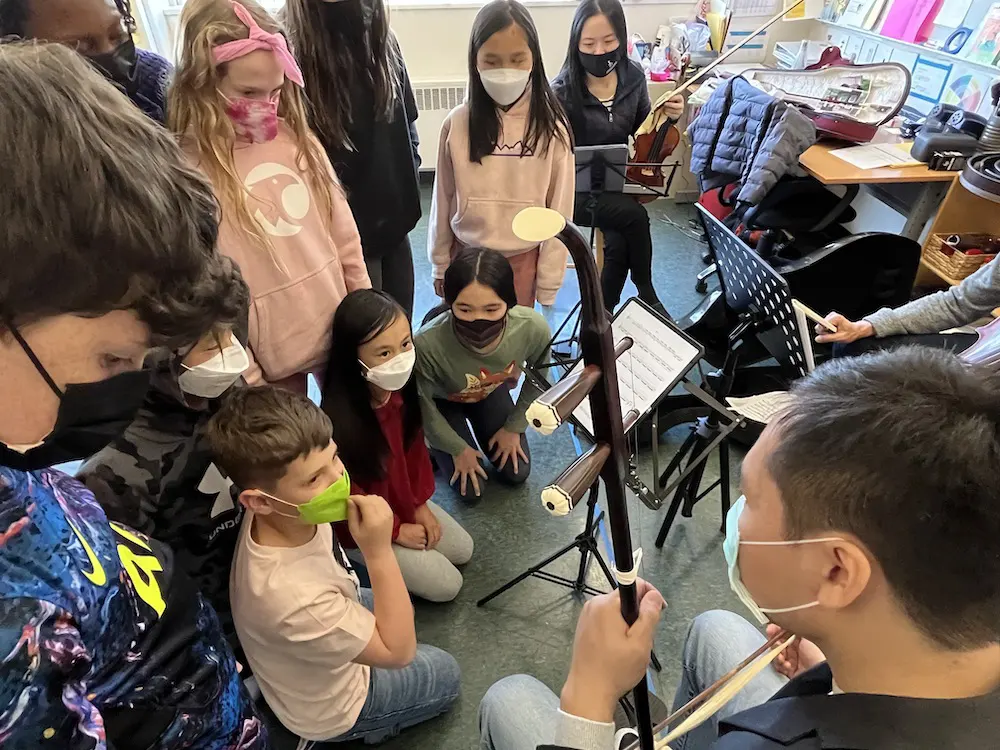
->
[397,523,428,550]
[348,494,394,561]
[413,505,442,549]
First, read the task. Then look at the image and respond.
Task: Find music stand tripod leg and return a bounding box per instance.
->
[477,482,606,607]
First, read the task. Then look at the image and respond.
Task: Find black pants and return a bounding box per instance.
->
[430,386,531,498]
[575,191,660,311]
[834,332,978,358]
[365,236,415,319]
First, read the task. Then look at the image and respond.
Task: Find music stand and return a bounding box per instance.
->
[653,204,810,546]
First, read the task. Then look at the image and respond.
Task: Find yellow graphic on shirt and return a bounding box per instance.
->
[68,520,107,587]
[448,362,519,403]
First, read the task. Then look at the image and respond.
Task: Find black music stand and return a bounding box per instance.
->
[527,148,683,383]
[653,204,811,546]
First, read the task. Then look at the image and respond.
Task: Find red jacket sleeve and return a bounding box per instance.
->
[406,427,436,508]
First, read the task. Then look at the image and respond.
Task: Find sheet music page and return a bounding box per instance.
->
[572,301,702,436]
[791,300,817,374]
[726,391,795,424]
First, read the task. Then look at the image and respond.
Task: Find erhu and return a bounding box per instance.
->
[512,207,801,749]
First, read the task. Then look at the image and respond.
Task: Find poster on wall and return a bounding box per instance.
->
[943,68,992,111]
[965,3,1000,65]
[977,76,1000,116]
[909,55,953,103]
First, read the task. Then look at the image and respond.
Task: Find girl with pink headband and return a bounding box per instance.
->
[168,0,371,393]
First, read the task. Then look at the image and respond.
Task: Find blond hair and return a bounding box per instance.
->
[167,0,337,255]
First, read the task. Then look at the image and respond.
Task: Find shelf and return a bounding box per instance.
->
[818,19,1000,78]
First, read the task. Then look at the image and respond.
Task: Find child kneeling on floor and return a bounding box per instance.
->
[322,289,474,602]
[206,387,460,744]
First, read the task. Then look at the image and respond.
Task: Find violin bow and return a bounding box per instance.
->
[639,0,806,135]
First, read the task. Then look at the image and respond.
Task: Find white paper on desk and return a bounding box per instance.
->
[571,301,702,437]
[726,392,795,424]
[830,142,919,169]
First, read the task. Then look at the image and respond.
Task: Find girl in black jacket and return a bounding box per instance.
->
[552,0,682,313]
[285,0,421,318]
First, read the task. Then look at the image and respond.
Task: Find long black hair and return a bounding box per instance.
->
[284,0,401,151]
[444,247,519,307]
[467,0,571,163]
[321,289,421,485]
[557,0,628,125]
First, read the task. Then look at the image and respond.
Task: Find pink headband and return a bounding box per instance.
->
[212,1,304,87]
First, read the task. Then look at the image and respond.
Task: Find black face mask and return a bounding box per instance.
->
[452,314,507,350]
[87,37,139,98]
[579,48,621,78]
[0,326,151,471]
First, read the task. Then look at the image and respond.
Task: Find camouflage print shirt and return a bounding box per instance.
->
[77,367,244,644]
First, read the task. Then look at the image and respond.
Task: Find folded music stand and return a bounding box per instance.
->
[652,204,810,546]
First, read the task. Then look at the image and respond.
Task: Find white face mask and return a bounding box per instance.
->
[178,340,250,399]
[361,348,416,392]
[478,68,530,107]
[723,495,844,625]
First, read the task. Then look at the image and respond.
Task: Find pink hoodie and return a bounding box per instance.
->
[189,124,371,391]
[428,94,574,306]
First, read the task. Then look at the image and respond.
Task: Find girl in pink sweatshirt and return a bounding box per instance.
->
[169,0,371,393]
[428,0,574,308]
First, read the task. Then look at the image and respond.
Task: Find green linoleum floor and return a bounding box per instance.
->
[329,191,750,750]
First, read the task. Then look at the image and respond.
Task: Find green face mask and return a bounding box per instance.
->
[261,468,351,524]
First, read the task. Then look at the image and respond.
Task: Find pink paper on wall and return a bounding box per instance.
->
[880,0,944,43]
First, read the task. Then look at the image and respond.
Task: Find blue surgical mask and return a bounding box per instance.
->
[724,495,843,624]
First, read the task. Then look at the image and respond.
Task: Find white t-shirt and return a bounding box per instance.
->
[231,513,376,740]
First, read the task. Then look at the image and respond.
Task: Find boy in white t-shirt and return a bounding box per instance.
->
[206,386,461,744]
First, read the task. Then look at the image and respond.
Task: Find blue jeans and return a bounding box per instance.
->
[668,610,787,750]
[478,610,786,750]
[332,589,461,744]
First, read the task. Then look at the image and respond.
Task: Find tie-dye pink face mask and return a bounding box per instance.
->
[223,93,280,144]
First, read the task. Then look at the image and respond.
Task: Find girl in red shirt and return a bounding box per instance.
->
[322,290,474,602]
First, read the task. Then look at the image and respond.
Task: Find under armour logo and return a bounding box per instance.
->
[198,463,235,518]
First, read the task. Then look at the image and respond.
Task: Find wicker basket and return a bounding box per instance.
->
[923,233,998,282]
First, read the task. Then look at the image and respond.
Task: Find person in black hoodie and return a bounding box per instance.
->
[78,315,252,648]
[285,0,421,318]
[551,0,682,313]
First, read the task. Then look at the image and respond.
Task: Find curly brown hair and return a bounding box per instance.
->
[0,40,246,348]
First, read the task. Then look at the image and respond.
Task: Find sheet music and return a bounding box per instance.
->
[572,300,702,436]
[726,391,795,424]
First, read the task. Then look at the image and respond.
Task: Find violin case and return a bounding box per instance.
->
[743,48,911,144]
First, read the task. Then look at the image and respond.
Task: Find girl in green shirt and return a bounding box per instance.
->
[415,248,551,498]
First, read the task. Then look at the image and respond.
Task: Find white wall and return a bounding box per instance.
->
[390,1,814,83]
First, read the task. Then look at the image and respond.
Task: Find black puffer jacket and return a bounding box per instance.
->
[551,59,650,147]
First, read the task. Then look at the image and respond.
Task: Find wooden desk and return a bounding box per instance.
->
[799,141,958,186]
[798,140,958,242]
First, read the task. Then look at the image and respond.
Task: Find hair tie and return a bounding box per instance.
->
[211,1,304,87]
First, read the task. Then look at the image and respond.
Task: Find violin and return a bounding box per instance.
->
[627,1,806,202]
